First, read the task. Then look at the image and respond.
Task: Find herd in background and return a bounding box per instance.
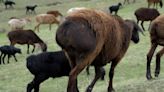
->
[0,0,164,92]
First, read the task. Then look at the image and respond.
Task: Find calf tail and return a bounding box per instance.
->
[160,0,163,8]
[149,22,158,43]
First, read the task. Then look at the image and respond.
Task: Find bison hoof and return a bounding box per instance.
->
[108,87,115,92]
[86,87,92,92]
[146,74,153,80]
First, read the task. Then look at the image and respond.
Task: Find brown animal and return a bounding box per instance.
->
[47,10,63,17]
[146,14,164,80]
[134,7,160,31]
[56,9,142,92]
[34,14,60,32]
[123,0,135,4]
[7,29,47,54]
[147,0,163,8]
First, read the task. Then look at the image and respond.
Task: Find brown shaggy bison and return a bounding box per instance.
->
[56,9,142,92]
[146,14,164,80]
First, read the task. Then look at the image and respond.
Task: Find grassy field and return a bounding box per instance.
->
[0,0,164,92]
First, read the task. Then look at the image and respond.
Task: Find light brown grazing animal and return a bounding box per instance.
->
[34,13,61,32]
[146,14,164,80]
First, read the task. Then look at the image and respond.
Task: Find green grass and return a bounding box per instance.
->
[0,0,164,92]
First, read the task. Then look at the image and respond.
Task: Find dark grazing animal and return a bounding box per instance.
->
[56,9,142,92]
[109,2,122,15]
[4,0,16,9]
[26,51,105,92]
[147,0,163,8]
[0,45,21,64]
[123,0,135,4]
[134,7,160,31]
[146,14,164,80]
[7,29,47,54]
[26,5,38,14]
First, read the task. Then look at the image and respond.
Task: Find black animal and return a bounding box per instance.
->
[0,45,21,64]
[109,2,122,15]
[26,5,37,14]
[26,51,105,92]
[4,0,16,9]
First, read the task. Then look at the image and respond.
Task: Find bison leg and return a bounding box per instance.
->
[86,66,103,92]
[108,59,120,92]
[27,74,48,92]
[67,63,86,92]
[100,67,105,80]
[155,47,164,77]
[86,66,90,75]
[146,43,157,80]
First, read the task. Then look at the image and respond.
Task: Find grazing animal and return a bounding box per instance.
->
[47,10,63,17]
[147,0,163,8]
[26,51,105,92]
[134,7,160,31]
[56,9,142,92]
[26,5,38,14]
[7,29,47,54]
[34,14,60,32]
[4,0,16,9]
[8,17,31,30]
[109,3,122,15]
[0,45,21,64]
[146,14,164,80]
[123,0,135,4]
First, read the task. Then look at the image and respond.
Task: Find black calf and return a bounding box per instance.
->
[0,45,21,64]
[26,5,37,14]
[26,51,105,92]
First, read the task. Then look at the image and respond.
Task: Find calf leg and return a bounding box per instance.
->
[146,43,157,80]
[2,54,6,64]
[7,55,11,63]
[0,53,3,64]
[155,47,164,77]
[86,66,102,92]
[27,74,48,92]
[13,55,17,62]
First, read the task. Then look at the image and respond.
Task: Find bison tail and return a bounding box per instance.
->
[160,0,163,8]
[26,55,36,74]
[149,22,158,43]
